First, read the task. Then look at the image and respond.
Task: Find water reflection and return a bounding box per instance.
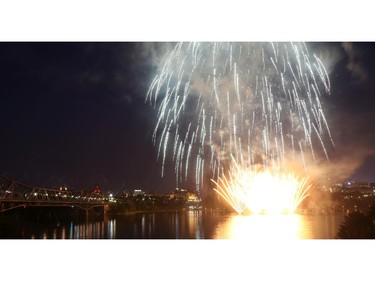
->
[22,210,343,239]
[212,213,344,239]
[123,210,205,239]
[213,214,310,239]
[72,220,109,239]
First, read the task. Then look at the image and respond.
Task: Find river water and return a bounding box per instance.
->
[11,210,345,239]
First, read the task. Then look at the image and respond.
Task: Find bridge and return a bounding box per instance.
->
[0,176,109,217]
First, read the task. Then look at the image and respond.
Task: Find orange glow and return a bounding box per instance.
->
[211,165,311,215]
[213,214,312,239]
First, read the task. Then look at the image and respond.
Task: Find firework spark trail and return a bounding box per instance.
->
[211,174,248,215]
[146,42,333,195]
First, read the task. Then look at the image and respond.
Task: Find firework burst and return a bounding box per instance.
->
[212,156,312,214]
[146,42,333,204]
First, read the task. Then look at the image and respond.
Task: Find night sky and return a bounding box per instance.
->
[0,43,169,192]
[1,42,375,193]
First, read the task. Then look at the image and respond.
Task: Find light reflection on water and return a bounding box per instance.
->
[213,214,313,239]
[24,210,344,239]
[214,212,345,239]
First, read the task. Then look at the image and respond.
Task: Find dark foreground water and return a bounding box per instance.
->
[4,210,346,239]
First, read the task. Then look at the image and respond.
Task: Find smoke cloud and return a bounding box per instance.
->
[341,42,368,83]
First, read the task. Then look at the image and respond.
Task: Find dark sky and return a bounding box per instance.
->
[1,42,375,193]
[0,42,170,193]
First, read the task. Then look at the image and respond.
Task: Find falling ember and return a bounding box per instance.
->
[211,158,312,215]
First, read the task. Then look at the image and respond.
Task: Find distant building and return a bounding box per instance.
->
[355,182,370,189]
[343,181,369,189]
[133,189,144,197]
[122,190,131,198]
[92,185,102,194]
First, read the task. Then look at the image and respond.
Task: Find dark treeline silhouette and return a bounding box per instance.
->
[337,203,375,239]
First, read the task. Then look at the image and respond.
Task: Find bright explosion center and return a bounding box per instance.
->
[211,163,311,215]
